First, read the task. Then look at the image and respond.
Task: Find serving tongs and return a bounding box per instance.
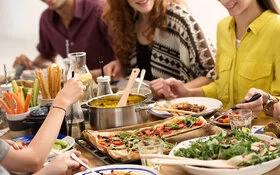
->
[141,154,238,169]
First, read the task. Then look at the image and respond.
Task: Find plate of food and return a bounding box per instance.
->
[148,97,222,118]
[211,113,230,126]
[12,134,75,157]
[75,164,160,175]
[169,130,280,175]
[81,116,207,162]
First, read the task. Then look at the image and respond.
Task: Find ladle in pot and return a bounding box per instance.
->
[116,68,140,107]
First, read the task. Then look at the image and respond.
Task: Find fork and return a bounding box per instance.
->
[70,152,100,175]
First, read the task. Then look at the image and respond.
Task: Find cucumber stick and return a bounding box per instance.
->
[32,79,39,106]
[11,80,19,93]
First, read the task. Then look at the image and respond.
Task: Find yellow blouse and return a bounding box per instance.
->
[202,10,280,116]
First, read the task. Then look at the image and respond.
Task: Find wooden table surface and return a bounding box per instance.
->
[1,114,280,174]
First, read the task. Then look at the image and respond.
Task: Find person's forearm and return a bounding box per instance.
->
[184,76,213,89]
[1,107,65,172]
[32,55,56,68]
[186,87,205,97]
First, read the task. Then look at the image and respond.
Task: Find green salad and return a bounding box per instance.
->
[174,130,280,166]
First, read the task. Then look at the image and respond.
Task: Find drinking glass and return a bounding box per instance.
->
[138,137,164,170]
[229,109,252,130]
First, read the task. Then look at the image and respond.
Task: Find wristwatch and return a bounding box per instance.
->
[263,93,278,114]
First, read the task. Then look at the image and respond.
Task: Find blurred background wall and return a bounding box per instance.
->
[0,0,227,74]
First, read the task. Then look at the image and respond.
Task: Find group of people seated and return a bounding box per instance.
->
[2,0,280,174]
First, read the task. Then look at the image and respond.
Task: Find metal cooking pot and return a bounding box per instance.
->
[86,93,155,130]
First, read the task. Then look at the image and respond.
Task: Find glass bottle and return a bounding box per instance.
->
[65,101,85,139]
[67,52,92,87]
[66,52,90,138]
[97,76,113,96]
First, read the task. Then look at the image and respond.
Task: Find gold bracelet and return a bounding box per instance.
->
[51,105,66,113]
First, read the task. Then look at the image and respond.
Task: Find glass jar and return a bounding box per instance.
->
[97,76,113,96]
[0,84,12,130]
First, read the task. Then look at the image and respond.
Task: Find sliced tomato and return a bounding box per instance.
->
[194,120,204,126]
[112,141,123,146]
[136,133,143,137]
[178,123,186,128]
[218,119,224,123]
[98,140,108,146]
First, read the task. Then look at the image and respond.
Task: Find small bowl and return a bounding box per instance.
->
[38,98,54,106]
[6,110,31,138]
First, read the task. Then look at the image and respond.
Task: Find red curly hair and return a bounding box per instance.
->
[102,0,180,69]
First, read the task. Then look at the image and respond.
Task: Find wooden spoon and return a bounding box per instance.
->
[140,154,238,169]
[116,68,140,107]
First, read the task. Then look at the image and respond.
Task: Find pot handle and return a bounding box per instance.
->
[135,100,157,112]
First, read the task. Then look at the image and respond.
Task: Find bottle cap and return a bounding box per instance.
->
[0,83,12,93]
[97,76,111,83]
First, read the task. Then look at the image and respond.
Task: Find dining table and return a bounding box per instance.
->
[1,112,280,175]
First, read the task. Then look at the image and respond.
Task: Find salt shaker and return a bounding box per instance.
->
[97,76,113,96]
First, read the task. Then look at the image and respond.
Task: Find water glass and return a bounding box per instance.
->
[138,137,164,170]
[229,109,252,130]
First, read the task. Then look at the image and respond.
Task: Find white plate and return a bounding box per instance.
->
[13,135,75,158]
[49,136,75,157]
[75,164,160,175]
[169,134,280,175]
[148,97,222,118]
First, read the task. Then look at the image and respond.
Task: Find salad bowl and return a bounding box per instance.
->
[170,133,280,175]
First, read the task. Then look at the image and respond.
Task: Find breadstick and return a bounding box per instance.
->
[35,69,51,99]
[152,107,195,115]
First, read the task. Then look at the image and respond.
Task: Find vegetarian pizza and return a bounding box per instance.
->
[82,116,207,161]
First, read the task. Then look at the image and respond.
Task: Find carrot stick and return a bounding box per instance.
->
[0,98,12,114]
[11,93,23,114]
[3,92,15,114]
[24,93,32,112]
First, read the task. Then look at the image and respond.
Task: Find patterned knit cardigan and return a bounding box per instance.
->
[129,3,216,82]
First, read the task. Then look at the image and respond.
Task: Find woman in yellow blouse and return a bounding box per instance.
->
[149,0,280,117]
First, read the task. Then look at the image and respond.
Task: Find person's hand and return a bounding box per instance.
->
[52,78,86,110]
[149,78,188,99]
[103,60,123,80]
[6,140,27,150]
[236,88,266,115]
[273,102,280,121]
[13,54,33,70]
[35,150,88,175]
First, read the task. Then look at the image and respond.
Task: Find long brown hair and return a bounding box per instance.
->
[102,0,180,68]
[257,0,280,14]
